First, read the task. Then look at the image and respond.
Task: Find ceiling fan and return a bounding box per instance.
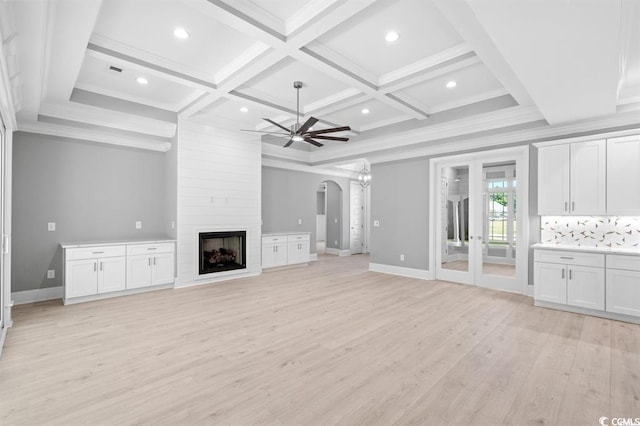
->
[243,81,351,148]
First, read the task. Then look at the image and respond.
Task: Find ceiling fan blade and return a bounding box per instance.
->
[304,137,324,147]
[307,126,351,135]
[263,118,291,133]
[283,138,294,148]
[309,135,349,142]
[297,117,319,135]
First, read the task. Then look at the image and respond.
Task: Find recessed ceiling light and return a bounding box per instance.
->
[446,80,457,89]
[361,108,370,114]
[385,31,399,43]
[173,27,189,40]
[136,77,148,85]
[240,107,248,113]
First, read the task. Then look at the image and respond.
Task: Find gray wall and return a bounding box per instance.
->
[325,181,342,249]
[262,166,351,253]
[12,132,171,292]
[369,157,430,270]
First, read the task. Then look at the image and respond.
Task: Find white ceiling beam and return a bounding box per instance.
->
[43,0,102,103]
[39,101,176,138]
[466,0,620,124]
[432,0,534,109]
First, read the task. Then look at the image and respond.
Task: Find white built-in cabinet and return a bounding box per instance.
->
[606,254,640,317]
[534,248,640,322]
[607,135,640,214]
[534,249,605,310]
[262,233,310,269]
[537,139,606,215]
[538,136,640,215]
[65,245,126,298]
[63,240,175,304]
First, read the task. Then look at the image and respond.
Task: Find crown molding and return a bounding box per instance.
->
[19,121,171,152]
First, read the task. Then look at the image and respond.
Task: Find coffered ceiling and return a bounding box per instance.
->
[1,0,640,171]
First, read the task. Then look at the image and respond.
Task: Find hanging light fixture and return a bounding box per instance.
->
[358,163,372,187]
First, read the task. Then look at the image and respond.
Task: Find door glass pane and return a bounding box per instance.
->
[482,163,516,277]
[442,166,469,272]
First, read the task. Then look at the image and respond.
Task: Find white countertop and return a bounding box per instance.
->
[60,239,176,249]
[262,232,311,237]
[532,243,640,256]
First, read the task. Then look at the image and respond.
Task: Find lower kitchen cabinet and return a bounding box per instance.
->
[262,233,310,269]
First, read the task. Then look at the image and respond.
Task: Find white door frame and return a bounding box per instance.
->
[429,145,529,294]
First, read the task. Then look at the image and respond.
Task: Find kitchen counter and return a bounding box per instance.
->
[532,243,640,256]
[60,239,175,249]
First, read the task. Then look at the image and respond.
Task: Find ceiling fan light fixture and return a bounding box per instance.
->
[292,135,304,142]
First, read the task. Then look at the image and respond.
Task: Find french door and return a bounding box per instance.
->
[432,147,528,294]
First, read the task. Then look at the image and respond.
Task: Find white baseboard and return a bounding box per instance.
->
[325,248,351,256]
[369,263,433,280]
[12,286,63,305]
[310,253,318,261]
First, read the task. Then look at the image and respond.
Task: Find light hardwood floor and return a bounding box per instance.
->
[1,254,639,425]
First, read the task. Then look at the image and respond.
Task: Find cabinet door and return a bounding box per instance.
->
[567,265,605,310]
[607,136,640,214]
[127,255,152,289]
[66,259,98,298]
[570,140,606,215]
[97,256,126,294]
[534,262,567,304]
[606,269,640,317]
[273,243,288,266]
[262,243,276,268]
[152,252,175,285]
[537,144,570,215]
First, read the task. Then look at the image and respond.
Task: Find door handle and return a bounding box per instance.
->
[564,201,568,212]
[153,257,156,266]
[569,269,572,280]
[148,258,151,266]
[561,269,565,279]
[100,262,103,271]
[572,201,575,211]
[94,262,97,272]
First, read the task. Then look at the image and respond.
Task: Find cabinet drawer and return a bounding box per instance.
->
[287,234,310,242]
[127,242,175,256]
[607,254,640,271]
[534,249,604,267]
[262,235,286,244]
[66,245,126,260]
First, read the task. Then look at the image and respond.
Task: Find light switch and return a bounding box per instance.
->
[298,218,302,225]
[47,222,56,231]
[47,269,55,279]
[135,221,142,229]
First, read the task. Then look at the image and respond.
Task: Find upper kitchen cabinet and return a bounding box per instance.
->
[538,139,606,215]
[607,135,640,215]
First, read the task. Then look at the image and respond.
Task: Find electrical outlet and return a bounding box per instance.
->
[171,221,175,229]
[297,218,302,225]
[47,222,56,231]
[400,254,405,262]
[334,240,338,245]
[47,270,55,279]
[135,221,142,229]
[373,220,380,227]
[334,218,338,223]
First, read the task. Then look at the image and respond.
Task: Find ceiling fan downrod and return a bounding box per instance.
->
[293,80,302,132]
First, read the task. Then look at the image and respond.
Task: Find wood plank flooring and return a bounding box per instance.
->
[1,254,638,425]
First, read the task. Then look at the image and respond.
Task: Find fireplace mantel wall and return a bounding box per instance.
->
[175,120,262,287]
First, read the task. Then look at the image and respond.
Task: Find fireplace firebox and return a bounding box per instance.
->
[199,231,246,275]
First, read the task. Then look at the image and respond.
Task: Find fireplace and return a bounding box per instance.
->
[199,230,246,275]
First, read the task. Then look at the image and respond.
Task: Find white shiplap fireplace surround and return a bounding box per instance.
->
[176,120,262,287]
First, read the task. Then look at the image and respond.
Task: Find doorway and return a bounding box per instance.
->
[316,183,326,254]
[431,147,529,294]
[349,181,364,254]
